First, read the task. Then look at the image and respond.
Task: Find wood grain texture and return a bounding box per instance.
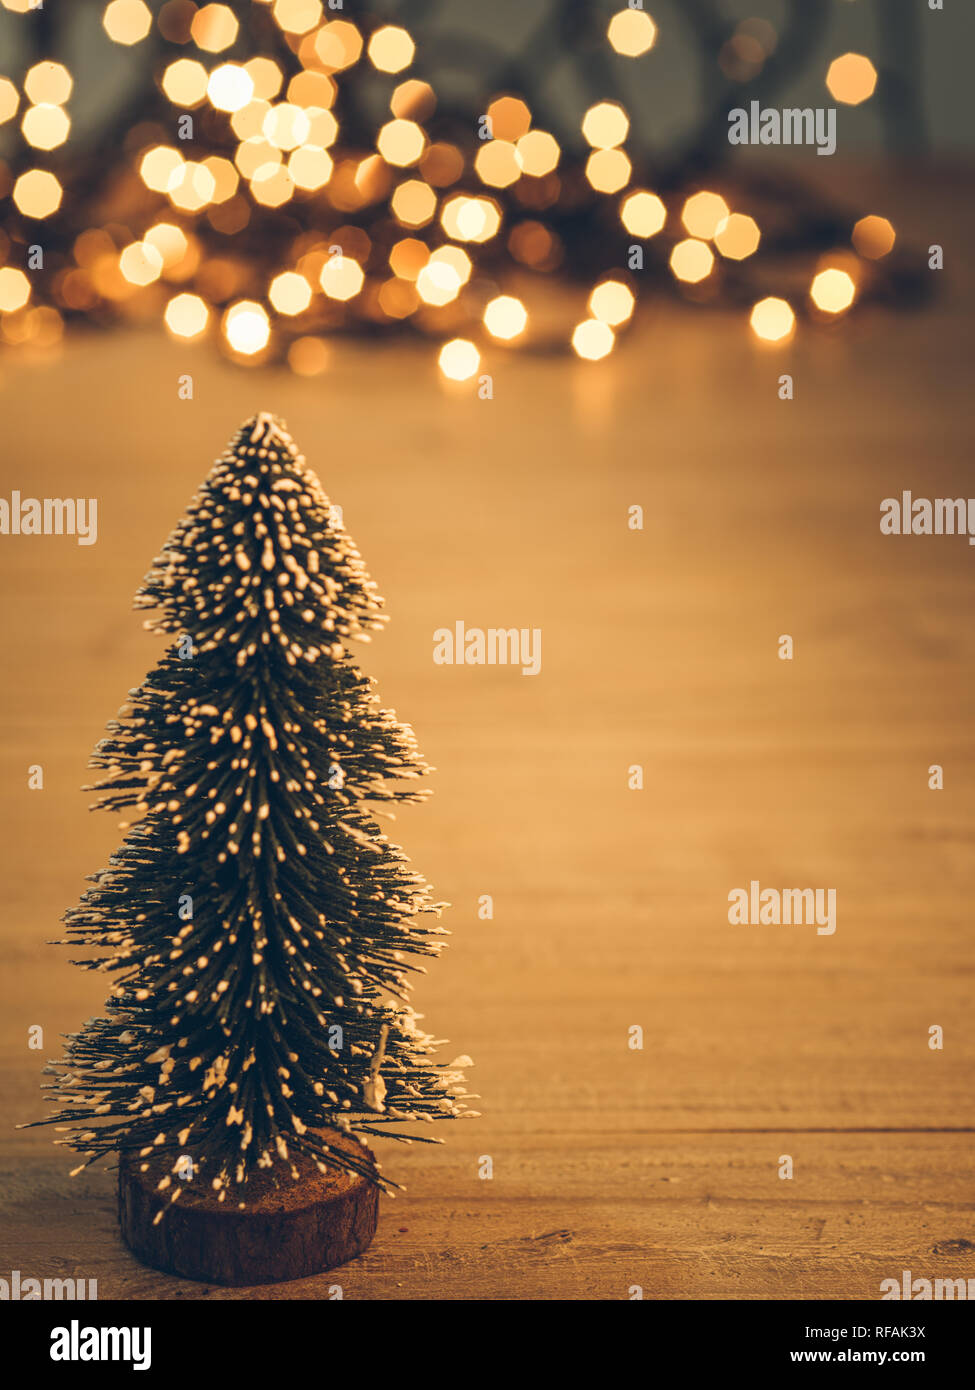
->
[0,165,973,1300]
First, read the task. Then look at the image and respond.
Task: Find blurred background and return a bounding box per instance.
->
[0,1,972,1300]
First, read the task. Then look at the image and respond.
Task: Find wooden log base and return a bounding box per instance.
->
[117,1129,379,1286]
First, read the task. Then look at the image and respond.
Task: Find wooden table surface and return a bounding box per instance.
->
[1,164,973,1301]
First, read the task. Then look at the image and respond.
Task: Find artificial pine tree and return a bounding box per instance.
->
[33,413,473,1278]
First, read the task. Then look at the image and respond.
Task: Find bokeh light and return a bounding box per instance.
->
[714,212,760,260]
[368,25,415,74]
[269,271,313,315]
[162,58,209,106]
[586,148,631,194]
[167,279,220,326]
[208,65,255,113]
[484,295,527,341]
[24,62,72,106]
[810,267,856,313]
[620,189,666,237]
[319,254,364,301]
[607,9,657,58]
[486,97,531,142]
[441,195,501,243]
[191,4,239,54]
[826,53,878,105]
[852,215,896,259]
[376,118,425,167]
[682,191,729,240]
[0,267,31,313]
[670,238,714,283]
[103,0,153,46]
[515,130,560,177]
[581,101,629,150]
[589,280,635,327]
[750,296,795,343]
[12,169,62,218]
[571,319,614,361]
[119,241,164,286]
[391,179,436,227]
[438,338,480,381]
[273,0,322,35]
[223,299,270,354]
[475,140,521,189]
[0,78,18,125]
[22,103,71,150]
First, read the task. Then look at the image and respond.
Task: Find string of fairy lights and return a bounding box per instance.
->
[0,0,924,381]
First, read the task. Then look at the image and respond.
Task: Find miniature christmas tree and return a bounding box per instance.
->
[34,414,473,1242]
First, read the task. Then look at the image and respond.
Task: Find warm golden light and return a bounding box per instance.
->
[319,254,364,301]
[581,101,629,149]
[571,319,614,361]
[164,290,210,339]
[0,78,18,125]
[714,212,760,260]
[272,0,322,35]
[22,103,70,150]
[589,279,635,327]
[389,237,428,281]
[245,58,284,101]
[810,267,856,314]
[163,59,209,107]
[438,338,480,381]
[607,9,656,57]
[620,189,666,237]
[515,130,560,177]
[376,118,426,167]
[234,136,281,178]
[24,62,72,106]
[484,294,527,340]
[231,99,271,141]
[440,195,501,243]
[119,240,164,286]
[475,139,521,189]
[368,25,415,74]
[391,79,435,121]
[0,266,31,313]
[669,238,714,283]
[486,96,531,142]
[416,259,460,307]
[288,336,330,376]
[586,148,631,194]
[750,296,795,343]
[144,222,190,270]
[391,179,436,227]
[168,161,217,212]
[223,299,270,354]
[289,71,337,109]
[207,64,255,113]
[201,155,239,202]
[191,3,239,53]
[269,270,313,315]
[313,21,363,72]
[12,169,62,218]
[264,103,311,150]
[250,164,295,207]
[288,145,333,190]
[682,191,730,240]
[852,214,896,259]
[140,146,183,193]
[103,0,153,46]
[826,52,877,105]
